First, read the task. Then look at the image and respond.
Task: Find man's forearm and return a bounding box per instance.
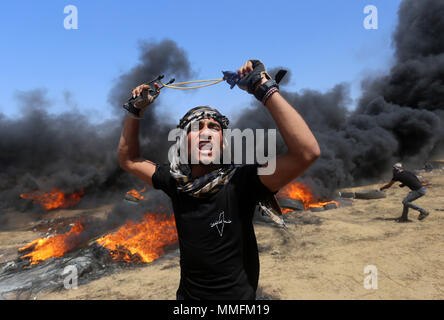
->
[118,116,141,167]
[264,92,320,162]
[380,181,394,190]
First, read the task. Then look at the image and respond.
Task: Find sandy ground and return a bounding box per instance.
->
[1,169,443,300]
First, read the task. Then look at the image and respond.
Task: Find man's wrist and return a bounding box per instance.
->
[254,79,279,105]
[127,113,143,120]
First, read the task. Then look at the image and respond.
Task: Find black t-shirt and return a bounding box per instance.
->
[392,170,423,190]
[152,164,273,300]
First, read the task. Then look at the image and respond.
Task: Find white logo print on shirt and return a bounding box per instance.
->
[210,211,232,237]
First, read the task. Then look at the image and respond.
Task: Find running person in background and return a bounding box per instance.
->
[118,59,320,300]
[380,163,429,222]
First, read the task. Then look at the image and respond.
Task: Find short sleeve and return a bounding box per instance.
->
[151,163,177,198]
[233,164,275,204]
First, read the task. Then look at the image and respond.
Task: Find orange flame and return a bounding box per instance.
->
[278,182,338,210]
[20,188,84,211]
[126,187,146,200]
[18,219,86,265]
[281,208,293,214]
[96,212,178,263]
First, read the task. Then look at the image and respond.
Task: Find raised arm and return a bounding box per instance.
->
[260,90,321,192]
[237,60,321,192]
[117,84,159,186]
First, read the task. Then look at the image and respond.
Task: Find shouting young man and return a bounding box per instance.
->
[380,162,429,222]
[118,60,320,300]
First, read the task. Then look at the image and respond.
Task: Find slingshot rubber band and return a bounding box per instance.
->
[159,78,224,90]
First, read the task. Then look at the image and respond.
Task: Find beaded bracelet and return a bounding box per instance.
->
[262,87,279,105]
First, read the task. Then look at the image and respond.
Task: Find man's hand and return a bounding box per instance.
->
[237,60,270,94]
[125,83,160,119]
[131,83,160,98]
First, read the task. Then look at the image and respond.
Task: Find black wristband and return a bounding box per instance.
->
[254,79,279,104]
[123,100,142,118]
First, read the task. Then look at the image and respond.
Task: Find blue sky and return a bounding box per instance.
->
[0,0,402,123]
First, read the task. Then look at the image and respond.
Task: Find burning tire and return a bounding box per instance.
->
[354,189,386,200]
[323,203,338,210]
[278,198,304,211]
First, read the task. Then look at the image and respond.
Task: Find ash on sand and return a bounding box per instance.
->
[0,244,109,300]
[0,241,180,300]
[283,211,322,226]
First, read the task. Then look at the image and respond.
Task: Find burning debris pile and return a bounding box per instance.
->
[278,182,339,213]
[19,189,85,211]
[18,219,87,265]
[0,205,179,298]
[16,208,178,267]
[96,212,178,263]
[124,187,147,203]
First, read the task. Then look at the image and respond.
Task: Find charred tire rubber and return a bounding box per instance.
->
[354,189,387,200]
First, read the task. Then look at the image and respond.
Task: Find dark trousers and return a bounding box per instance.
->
[401,187,426,218]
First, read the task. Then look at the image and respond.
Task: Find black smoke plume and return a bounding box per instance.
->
[0,40,193,222]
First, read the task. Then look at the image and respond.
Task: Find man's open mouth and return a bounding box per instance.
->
[199,141,213,151]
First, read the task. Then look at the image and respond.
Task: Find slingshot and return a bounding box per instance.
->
[156,69,287,90]
[123,69,287,113]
